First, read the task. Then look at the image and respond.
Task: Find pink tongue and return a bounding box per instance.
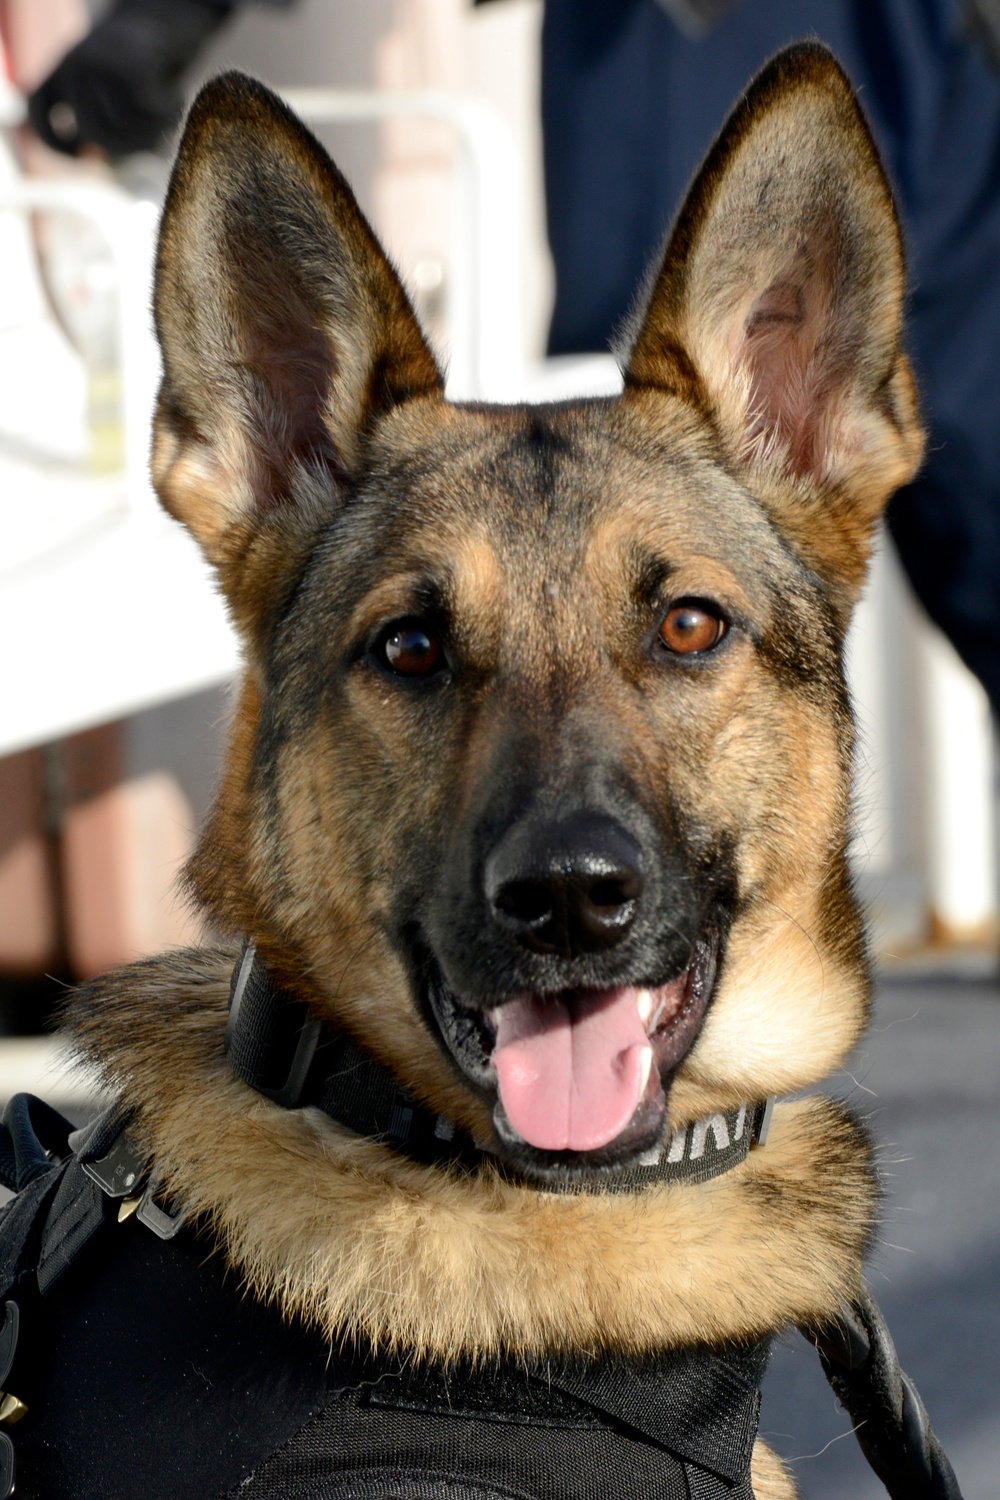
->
[492,986,653,1152]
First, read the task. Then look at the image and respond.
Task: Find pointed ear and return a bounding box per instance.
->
[152,73,443,564]
[624,44,924,586]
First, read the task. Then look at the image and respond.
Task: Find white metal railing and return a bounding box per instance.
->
[0,176,160,518]
[848,536,997,948]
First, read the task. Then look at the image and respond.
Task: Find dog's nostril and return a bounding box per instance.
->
[586,873,642,912]
[494,879,552,927]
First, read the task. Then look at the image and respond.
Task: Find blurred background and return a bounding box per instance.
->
[0,1,997,1493]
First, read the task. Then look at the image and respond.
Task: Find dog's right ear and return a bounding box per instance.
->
[152,73,442,569]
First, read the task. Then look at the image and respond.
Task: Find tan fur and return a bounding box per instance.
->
[69,948,873,1362]
[751,1441,798,1500]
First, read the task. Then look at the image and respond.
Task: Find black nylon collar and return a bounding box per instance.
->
[225,944,774,1194]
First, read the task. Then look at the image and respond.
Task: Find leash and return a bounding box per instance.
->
[802,1288,964,1499]
[224,942,774,1193]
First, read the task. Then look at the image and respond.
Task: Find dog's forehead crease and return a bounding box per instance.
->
[361,398,800,628]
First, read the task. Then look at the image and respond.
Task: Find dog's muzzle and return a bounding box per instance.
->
[426,930,721,1178]
[417,808,728,1180]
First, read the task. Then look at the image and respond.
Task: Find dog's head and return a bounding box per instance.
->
[153,46,922,1185]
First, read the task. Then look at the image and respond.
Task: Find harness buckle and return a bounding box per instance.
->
[80,1132,148,1200]
[135,1175,188,1241]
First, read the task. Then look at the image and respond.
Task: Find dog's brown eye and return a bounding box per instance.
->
[382,624,443,677]
[658,603,727,655]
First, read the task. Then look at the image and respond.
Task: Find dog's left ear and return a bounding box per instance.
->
[152,72,442,568]
[624,43,924,590]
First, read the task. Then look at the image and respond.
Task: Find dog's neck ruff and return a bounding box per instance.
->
[225,944,774,1194]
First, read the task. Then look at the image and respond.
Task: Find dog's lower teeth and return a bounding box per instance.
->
[639,1045,653,1096]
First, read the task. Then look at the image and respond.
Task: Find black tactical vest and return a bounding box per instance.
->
[0,1107,769,1500]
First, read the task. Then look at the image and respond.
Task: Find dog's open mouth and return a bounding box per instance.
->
[427,933,720,1175]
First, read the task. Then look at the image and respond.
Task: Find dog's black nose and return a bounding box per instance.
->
[485,816,644,958]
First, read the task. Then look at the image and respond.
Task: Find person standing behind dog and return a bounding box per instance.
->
[24,0,296,161]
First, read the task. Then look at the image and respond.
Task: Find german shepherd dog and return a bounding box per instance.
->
[21,41,927,1500]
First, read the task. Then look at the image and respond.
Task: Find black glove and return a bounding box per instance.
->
[28,0,235,159]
